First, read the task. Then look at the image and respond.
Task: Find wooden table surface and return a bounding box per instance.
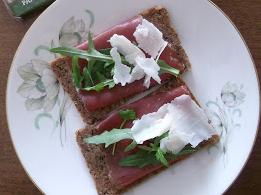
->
[0,1,260,194]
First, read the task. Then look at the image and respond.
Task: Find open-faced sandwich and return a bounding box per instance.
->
[50,6,219,195]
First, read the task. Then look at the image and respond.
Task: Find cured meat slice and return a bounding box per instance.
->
[79,74,172,111]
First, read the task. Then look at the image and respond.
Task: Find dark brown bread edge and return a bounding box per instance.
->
[51,6,191,125]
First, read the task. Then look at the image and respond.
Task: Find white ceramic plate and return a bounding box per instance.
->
[6,0,260,194]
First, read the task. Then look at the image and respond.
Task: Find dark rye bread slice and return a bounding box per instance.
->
[76,81,219,195]
[76,79,188,195]
[51,6,191,125]
[77,130,219,195]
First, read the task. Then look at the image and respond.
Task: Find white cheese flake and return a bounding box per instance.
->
[130,95,217,153]
[110,48,131,86]
[130,65,145,82]
[131,103,172,144]
[134,56,161,88]
[160,131,192,154]
[109,34,162,88]
[109,34,145,64]
[156,41,168,62]
[134,19,168,59]
[166,95,216,148]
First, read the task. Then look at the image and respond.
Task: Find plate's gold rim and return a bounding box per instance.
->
[208,0,261,194]
[5,0,56,194]
[5,1,260,195]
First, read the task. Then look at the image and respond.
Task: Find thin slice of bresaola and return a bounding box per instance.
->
[75,16,186,112]
[78,74,173,111]
[95,85,191,188]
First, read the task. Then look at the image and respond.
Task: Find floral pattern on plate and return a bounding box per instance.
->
[206,82,246,157]
[16,10,94,146]
[17,59,59,112]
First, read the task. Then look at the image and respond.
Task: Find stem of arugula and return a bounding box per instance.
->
[112,119,127,156]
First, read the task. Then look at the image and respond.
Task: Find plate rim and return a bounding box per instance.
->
[207,1,261,193]
[5,0,261,194]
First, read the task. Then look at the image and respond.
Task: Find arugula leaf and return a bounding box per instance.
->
[112,142,117,156]
[155,148,168,167]
[120,132,169,168]
[119,150,159,168]
[124,140,137,152]
[119,109,137,121]
[51,33,113,63]
[120,131,199,168]
[167,146,199,161]
[138,145,153,152]
[111,109,137,155]
[110,109,137,156]
[104,61,115,68]
[120,145,200,168]
[96,71,107,82]
[82,67,94,87]
[84,128,133,148]
[158,59,180,76]
[99,48,112,55]
[71,56,82,88]
[90,60,113,82]
[50,46,113,62]
[86,59,96,73]
[153,131,169,147]
[83,79,116,92]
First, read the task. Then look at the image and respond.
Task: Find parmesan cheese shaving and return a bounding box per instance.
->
[134,56,161,88]
[131,95,216,153]
[134,19,168,59]
[109,34,145,64]
[109,35,162,88]
[130,65,145,82]
[160,131,192,154]
[110,48,131,86]
[131,103,172,144]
